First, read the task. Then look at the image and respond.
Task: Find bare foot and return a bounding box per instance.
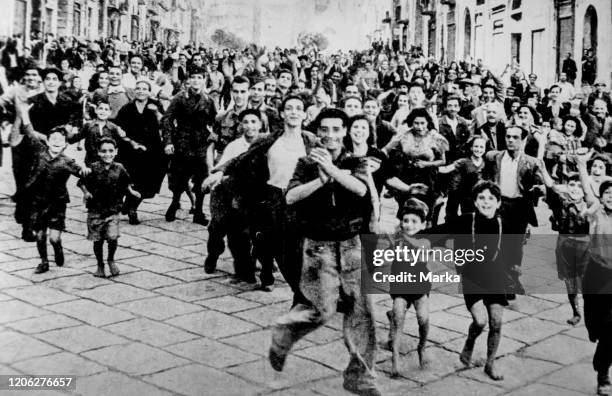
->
[484,364,504,381]
[418,346,430,369]
[567,315,581,326]
[390,369,400,379]
[93,268,106,278]
[108,261,120,277]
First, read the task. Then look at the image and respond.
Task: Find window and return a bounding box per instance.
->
[476,0,485,5]
[85,7,92,37]
[395,5,401,21]
[73,3,81,36]
[511,0,521,9]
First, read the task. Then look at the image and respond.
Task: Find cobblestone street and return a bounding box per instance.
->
[0,148,599,396]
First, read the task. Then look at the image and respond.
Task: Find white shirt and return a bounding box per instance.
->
[499,151,521,198]
[557,81,575,103]
[267,134,306,189]
[121,73,138,89]
[217,136,251,167]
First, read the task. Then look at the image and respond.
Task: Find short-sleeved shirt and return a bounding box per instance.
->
[78,161,132,216]
[26,141,82,203]
[288,152,371,241]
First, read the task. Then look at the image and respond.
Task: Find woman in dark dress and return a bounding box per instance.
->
[115,80,166,224]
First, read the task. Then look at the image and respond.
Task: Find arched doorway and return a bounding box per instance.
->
[463,9,471,60]
[582,5,598,85]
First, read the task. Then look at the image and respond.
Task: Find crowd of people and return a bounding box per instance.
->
[1,32,612,396]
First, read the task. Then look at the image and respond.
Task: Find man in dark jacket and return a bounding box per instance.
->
[161,67,217,225]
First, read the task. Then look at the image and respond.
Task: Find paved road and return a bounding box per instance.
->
[0,147,598,395]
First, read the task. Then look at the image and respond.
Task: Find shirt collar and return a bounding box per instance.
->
[503,150,521,162]
[107,85,126,94]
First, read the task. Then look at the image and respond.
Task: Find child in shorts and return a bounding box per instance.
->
[78,138,140,277]
[539,161,589,325]
[21,121,89,274]
[386,198,431,376]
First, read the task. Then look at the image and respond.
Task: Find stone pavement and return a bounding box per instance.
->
[0,148,599,396]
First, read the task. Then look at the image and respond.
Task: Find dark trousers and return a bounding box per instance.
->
[583,259,612,376]
[252,186,307,303]
[207,181,254,278]
[594,327,612,375]
[500,197,530,293]
[12,141,34,227]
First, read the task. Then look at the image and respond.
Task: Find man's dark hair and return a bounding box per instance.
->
[98,137,117,149]
[20,66,41,80]
[232,75,250,87]
[48,126,68,137]
[567,173,581,183]
[341,96,363,108]
[549,84,561,92]
[41,67,63,80]
[407,82,424,92]
[506,125,529,140]
[277,68,293,79]
[280,95,305,112]
[482,83,497,93]
[472,180,501,202]
[238,108,262,122]
[445,95,461,106]
[129,54,143,63]
[313,108,349,130]
[94,96,111,107]
[188,65,206,77]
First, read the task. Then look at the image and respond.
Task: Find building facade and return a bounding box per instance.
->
[385,0,612,87]
[1,0,199,46]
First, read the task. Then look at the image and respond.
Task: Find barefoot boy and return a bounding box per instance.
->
[78,138,140,277]
[386,198,431,376]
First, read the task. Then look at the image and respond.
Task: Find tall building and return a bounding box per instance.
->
[385,0,612,88]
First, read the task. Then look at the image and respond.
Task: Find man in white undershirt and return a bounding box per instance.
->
[203,109,264,282]
[222,95,318,293]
